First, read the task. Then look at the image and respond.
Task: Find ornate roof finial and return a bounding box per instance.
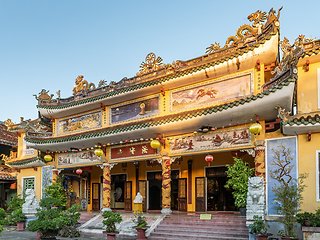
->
[33,89,54,101]
[73,75,96,95]
[137,53,164,76]
[4,119,15,127]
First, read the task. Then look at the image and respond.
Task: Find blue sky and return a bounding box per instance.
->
[0,1,319,123]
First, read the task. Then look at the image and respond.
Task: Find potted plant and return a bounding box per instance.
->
[102,211,122,240]
[133,212,148,240]
[270,144,308,240]
[27,197,63,240]
[10,208,27,231]
[296,208,320,239]
[225,157,254,215]
[58,204,81,238]
[249,215,272,240]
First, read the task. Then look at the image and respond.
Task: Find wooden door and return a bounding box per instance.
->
[195,177,206,212]
[178,178,187,211]
[138,180,147,212]
[124,181,132,211]
[92,183,100,211]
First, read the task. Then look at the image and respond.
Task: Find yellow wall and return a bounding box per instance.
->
[298,133,320,212]
[17,133,38,160]
[297,62,320,114]
[17,167,42,200]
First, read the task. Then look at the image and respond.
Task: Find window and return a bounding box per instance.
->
[23,177,35,190]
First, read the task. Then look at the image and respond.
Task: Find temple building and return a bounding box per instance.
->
[4,7,320,221]
[0,121,18,208]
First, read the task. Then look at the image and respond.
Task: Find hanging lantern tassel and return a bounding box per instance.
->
[205,154,214,166]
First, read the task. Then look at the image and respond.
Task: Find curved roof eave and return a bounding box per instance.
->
[27,81,294,152]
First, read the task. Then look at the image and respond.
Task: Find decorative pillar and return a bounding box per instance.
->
[102,163,112,212]
[254,140,266,180]
[161,151,172,214]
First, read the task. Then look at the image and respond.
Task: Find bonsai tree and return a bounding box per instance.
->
[58,204,81,238]
[44,177,67,207]
[225,157,254,208]
[296,210,320,227]
[133,212,148,229]
[102,211,122,233]
[270,144,308,238]
[9,208,26,224]
[27,196,63,238]
[249,215,271,239]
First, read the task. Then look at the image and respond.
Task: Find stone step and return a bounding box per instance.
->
[154,227,248,235]
[161,220,247,226]
[148,232,249,240]
[155,225,248,233]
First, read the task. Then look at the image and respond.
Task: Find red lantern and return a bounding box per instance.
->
[205,155,214,166]
[76,168,82,175]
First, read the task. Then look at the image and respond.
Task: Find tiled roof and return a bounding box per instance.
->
[301,39,320,58]
[8,157,45,166]
[282,113,320,126]
[37,29,279,110]
[0,123,18,146]
[0,172,16,181]
[26,77,295,145]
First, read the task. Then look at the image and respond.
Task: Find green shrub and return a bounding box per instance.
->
[296,208,320,227]
[58,204,81,238]
[102,211,122,233]
[6,194,25,213]
[225,157,254,208]
[133,212,148,229]
[44,177,67,207]
[8,208,26,224]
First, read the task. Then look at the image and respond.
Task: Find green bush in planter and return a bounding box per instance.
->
[102,211,122,233]
[6,193,25,213]
[249,215,270,235]
[296,207,320,227]
[27,197,63,238]
[133,212,148,229]
[225,157,254,208]
[58,204,81,238]
[9,208,26,224]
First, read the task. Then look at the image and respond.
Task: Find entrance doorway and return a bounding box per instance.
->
[111,174,126,210]
[146,170,179,211]
[206,167,235,211]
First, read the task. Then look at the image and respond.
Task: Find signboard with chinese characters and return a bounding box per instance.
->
[169,127,252,155]
[110,142,158,161]
[170,72,253,112]
[57,150,101,167]
[23,137,35,156]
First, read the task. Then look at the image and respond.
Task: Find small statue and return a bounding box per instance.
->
[22,189,40,214]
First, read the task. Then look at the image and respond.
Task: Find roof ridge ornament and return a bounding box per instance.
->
[137,52,164,76]
[206,7,282,52]
[73,75,96,96]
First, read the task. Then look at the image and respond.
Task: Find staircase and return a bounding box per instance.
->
[148,213,249,240]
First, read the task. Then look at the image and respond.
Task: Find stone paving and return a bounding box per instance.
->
[1,229,137,240]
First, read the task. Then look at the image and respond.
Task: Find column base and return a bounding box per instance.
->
[161,208,172,215]
[101,208,112,212]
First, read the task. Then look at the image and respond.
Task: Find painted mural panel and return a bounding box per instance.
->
[42,166,53,198]
[169,127,252,154]
[110,96,159,124]
[58,111,102,135]
[170,73,252,112]
[266,137,297,215]
[57,150,101,167]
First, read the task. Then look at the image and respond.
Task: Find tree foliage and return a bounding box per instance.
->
[270,143,308,237]
[102,211,122,233]
[225,157,254,208]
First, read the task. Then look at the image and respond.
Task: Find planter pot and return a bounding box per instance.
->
[256,233,273,240]
[40,237,56,240]
[103,231,119,240]
[16,221,25,231]
[36,232,43,240]
[239,207,246,216]
[302,226,320,240]
[280,237,299,240]
[136,228,147,240]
